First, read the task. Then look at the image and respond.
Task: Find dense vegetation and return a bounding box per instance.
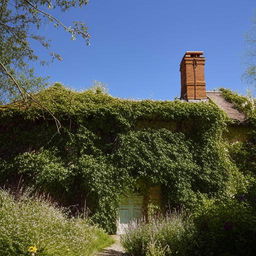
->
[121,212,188,256]
[121,89,256,256]
[0,84,255,235]
[0,189,112,256]
[122,198,256,256]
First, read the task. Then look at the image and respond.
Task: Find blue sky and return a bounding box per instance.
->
[31,0,256,100]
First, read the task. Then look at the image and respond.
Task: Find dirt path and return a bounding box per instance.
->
[96,235,125,256]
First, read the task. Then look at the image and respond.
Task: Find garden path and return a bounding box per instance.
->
[97,235,125,256]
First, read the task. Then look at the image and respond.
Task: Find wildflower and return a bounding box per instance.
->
[28,245,37,254]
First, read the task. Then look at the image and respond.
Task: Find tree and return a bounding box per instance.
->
[244,14,256,88]
[0,0,90,104]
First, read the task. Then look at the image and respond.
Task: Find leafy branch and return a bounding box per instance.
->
[0,60,61,133]
[23,0,90,44]
[0,0,92,130]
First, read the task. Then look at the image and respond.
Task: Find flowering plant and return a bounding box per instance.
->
[28,246,37,255]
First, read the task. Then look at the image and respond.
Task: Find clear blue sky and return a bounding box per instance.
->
[30,0,256,100]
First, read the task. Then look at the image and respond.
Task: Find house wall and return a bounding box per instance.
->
[142,186,162,221]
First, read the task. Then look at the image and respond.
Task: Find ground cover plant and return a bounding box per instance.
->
[0,84,254,233]
[0,189,113,256]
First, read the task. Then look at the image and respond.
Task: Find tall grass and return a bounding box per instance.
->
[122,200,256,256]
[0,189,113,256]
[121,212,189,256]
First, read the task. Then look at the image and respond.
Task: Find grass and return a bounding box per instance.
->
[0,189,114,256]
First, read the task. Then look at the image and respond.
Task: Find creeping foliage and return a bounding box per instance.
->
[220,88,256,122]
[0,84,252,232]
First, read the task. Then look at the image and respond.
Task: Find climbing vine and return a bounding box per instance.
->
[220,88,256,122]
[0,84,253,233]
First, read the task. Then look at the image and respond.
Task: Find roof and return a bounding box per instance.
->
[206,91,246,122]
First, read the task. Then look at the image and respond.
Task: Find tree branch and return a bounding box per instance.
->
[0,61,27,100]
[0,61,61,133]
[23,0,89,40]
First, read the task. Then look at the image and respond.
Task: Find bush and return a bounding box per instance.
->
[122,200,256,256]
[121,212,188,256]
[0,189,113,256]
[188,200,256,256]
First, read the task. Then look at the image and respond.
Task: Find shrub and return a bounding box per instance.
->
[188,200,256,256]
[0,189,113,256]
[122,200,256,256]
[121,212,188,256]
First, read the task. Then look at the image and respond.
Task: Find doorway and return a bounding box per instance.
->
[116,194,143,235]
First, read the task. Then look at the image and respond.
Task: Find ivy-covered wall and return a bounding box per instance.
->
[0,84,255,233]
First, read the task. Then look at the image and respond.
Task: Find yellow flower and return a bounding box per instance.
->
[28,246,37,253]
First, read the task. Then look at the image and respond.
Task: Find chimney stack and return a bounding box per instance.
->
[180,51,207,101]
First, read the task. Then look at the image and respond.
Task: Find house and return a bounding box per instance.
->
[0,51,253,235]
[116,51,248,234]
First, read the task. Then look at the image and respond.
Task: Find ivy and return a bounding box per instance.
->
[220,88,256,123]
[0,84,253,233]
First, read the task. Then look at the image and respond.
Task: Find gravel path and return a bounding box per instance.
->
[96,235,125,256]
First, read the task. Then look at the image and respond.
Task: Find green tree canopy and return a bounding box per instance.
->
[0,0,90,104]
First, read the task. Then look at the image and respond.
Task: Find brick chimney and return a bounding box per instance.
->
[180,51,207,101]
